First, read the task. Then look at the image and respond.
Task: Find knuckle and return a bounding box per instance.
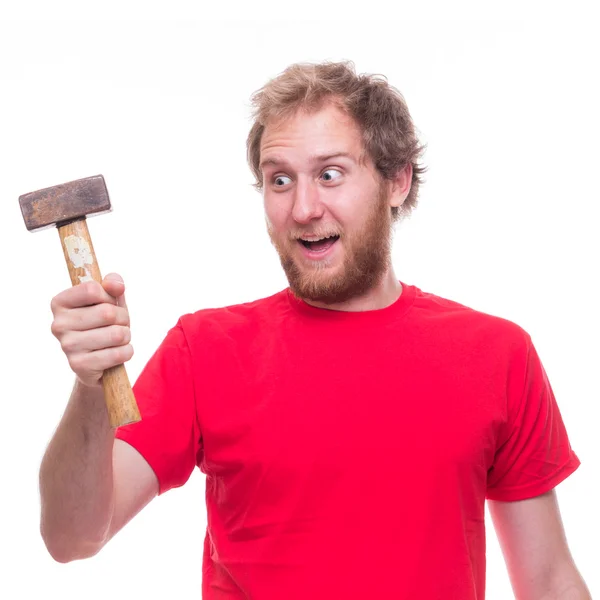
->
[60,334,74,353]
[50,319,62,337]
[84,281,102,304]
[120,344,134,362]
[116,307,130,326]
[117,327,131,345]
[100,304,116,324]
[60,333,77,355]
[110,326,126,345]
[51,293,68,315]
[68,354,84,372]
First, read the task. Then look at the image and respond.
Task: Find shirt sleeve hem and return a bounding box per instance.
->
[114,430,169,496]
[485,451,581,502]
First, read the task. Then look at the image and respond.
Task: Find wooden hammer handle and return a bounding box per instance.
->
[57,219,141,428]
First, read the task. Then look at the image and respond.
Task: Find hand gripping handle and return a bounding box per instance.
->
[57,219,141,428]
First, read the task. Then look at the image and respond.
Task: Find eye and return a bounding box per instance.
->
[273,175,292,187]
[321,168,342,182]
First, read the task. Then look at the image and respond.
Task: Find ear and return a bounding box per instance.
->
[388,163,413,209]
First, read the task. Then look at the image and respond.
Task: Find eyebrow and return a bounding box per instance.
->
[259,152,357,171]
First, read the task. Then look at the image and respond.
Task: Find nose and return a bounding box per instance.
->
[291,179,324,224]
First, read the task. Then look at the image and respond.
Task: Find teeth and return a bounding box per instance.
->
[301,235,335,242]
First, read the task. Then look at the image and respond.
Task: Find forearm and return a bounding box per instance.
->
[539,586,592,600]
[543,584,592,600]
[39,378,116,562]
[537,566,592,600]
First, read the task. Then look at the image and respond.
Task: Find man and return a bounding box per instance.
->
[40,61,590,599]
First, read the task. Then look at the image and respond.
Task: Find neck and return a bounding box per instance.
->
[302,268,402,313]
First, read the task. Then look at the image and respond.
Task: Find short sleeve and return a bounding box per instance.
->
[486,336,581,501]
[115,320,201,495]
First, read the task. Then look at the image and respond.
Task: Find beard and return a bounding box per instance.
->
[267,184,393,305]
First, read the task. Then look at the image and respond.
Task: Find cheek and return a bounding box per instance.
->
[328,194,367,227]
[264,195,290,230]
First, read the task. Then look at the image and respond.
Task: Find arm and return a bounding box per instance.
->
[39,379,158,562]
[40,275,158,562]
[488,489,591,599]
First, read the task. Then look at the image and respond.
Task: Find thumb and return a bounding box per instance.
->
[102,273,127,308]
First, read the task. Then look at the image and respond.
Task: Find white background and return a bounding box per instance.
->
[1,2,598,598]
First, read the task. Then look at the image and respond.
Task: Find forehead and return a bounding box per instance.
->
[260,101,364,160]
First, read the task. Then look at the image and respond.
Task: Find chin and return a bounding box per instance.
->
[287,267,364,304]
[288,253,390,304]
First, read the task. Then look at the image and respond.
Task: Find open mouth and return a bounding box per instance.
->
[298,235,340,253]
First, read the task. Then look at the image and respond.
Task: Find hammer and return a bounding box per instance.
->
[19,175,141,428]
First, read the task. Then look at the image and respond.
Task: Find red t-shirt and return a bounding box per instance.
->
[115,282,580,599]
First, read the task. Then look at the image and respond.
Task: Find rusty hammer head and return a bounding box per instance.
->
[19,175,112,232]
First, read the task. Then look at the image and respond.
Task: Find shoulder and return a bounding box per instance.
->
[411,283,532,356]
[176,288,291,342]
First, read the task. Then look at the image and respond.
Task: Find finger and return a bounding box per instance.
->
[61,325,131,354]
[54,304,130,333]
[52,281,116,312]
[102,273,128,310]
[69,344,135,375]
